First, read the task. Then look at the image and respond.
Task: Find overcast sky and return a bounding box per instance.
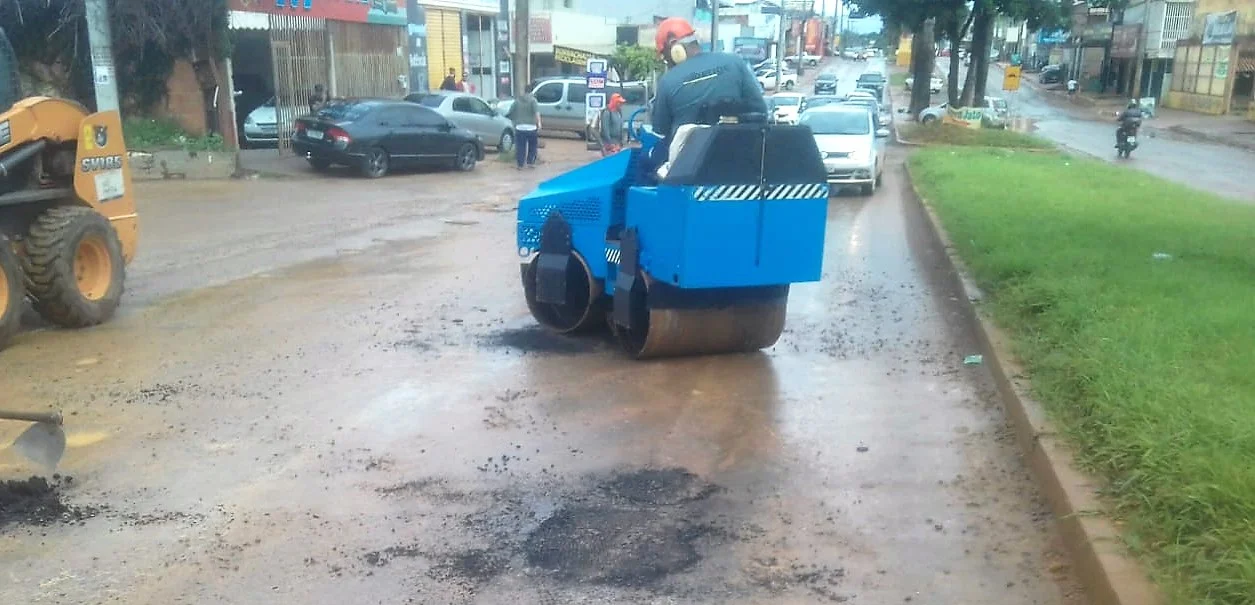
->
[810,0,883,34]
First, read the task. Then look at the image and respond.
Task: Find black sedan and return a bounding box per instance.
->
[291,99,485,178]
[813,73,838,95]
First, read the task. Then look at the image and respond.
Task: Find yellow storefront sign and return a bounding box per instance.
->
[554,45,599,67]
[1002,65,1022,92]
[943,106,985,129]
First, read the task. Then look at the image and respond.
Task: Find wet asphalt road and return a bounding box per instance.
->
[3,69,1084,604]
[935,58,1255,202]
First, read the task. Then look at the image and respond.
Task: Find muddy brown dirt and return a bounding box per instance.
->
[1,135,1087,604]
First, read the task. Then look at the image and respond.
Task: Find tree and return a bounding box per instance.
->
[0,0,230,118]
[609,44,663,84]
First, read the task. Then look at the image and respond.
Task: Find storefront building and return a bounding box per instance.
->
[227,0,409,152]
[1165,1,1255,119]
[411,0,502,97]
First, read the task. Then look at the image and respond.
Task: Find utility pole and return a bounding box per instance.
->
[777,4,786,79]
[515,0,530,97]
[711,0,719,54]
[83,0,120,112]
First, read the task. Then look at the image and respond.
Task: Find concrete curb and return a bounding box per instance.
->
[902,162,1164,605]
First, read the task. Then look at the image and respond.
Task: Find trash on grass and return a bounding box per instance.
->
[1152,252,1173,261]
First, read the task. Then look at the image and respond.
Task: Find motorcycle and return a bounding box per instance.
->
[1116,114,1142,159]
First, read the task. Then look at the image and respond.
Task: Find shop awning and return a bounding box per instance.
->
[229,10,270,30]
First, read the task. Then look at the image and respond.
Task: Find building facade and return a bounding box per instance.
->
[1120,0,1195,101]
[1164,0,1255,118]
[226,1,410,152]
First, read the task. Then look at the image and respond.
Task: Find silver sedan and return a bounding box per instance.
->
[405,91,516,151]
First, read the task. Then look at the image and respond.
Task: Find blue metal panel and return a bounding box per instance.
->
[516,150,634,279]
[629,184,829,290]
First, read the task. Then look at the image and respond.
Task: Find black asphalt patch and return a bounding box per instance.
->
[0,476,99,528]
[370,467,850,600]
[602,468,720,505]
[523,506,706,587]
[480,326,606,355]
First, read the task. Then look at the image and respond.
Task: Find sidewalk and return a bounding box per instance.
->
[1003,63,1255,153]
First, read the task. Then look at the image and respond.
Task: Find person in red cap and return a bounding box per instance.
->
[648,16,766,167]
[598,93,627,156]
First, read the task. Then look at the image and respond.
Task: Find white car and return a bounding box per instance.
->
[918,96,1009,128]
[800,104,889,196]
[769,92,805,124]
[786,54,821,66]
[406,91,516,150]
[757,69,798,91]
[905,76,944,93]
[243,98,278,147]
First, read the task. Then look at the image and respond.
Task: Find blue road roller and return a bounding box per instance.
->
[516,111,830,359]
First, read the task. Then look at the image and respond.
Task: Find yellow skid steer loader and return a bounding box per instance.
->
[0,25,138,351]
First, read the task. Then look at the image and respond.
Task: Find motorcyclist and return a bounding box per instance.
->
[648,17,768,171]
[1116,99,1143,149]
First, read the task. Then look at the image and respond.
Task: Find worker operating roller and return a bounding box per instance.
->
[648,17,767,171]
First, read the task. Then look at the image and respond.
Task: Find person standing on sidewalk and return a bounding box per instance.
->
[598,93,626,156]
[506,91,541,169]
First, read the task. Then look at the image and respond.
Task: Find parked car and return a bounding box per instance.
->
[758,69,798,91]
[905,76,944,93]
[242,97,279,147]
[406,91,515,151]
[768,92,805,125]
[291,99,485,178]
[801,95,844,113]
[495,79,651,138]
[841,96,891,128]
[844,90,877,101]
[813,72,839,95]
[799,104,888,196]
[786,53,822,67]
[1039,65,1064,85]
[917,96,1009,128]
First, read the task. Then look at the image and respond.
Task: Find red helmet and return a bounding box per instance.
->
[655,17,698,64]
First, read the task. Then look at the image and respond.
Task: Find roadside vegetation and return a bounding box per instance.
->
[910,147,1255,605]
[899,123,1051,149]
[123,117,225,152]
[889,72,908,88]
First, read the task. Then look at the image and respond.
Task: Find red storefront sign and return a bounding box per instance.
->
[228,0,407,26]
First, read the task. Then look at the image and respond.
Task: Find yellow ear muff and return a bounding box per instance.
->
[670,42,688,65]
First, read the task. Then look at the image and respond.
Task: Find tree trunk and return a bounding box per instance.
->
[945,20,962,105]
[972,8,994,103]
[908,20,935,117]
[961,3,991,106]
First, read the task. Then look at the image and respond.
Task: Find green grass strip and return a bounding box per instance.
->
[909,147,1255,605]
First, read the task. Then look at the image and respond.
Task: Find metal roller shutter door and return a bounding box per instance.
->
[425,9,464,90]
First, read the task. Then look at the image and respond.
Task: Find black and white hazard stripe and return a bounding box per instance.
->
[693,183,828,201]
[604,246,622,264]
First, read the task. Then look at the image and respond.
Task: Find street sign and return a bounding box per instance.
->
[585,58,609,132]
[1002,66,1022,92]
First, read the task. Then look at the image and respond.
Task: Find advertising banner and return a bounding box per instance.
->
[229,0,407,26]
[943,106,985,129]
[733,37,768,62]
[1203,11,1238,46]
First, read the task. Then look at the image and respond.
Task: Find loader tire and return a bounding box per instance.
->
[0,236,23,350]
[24,206,126,329]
